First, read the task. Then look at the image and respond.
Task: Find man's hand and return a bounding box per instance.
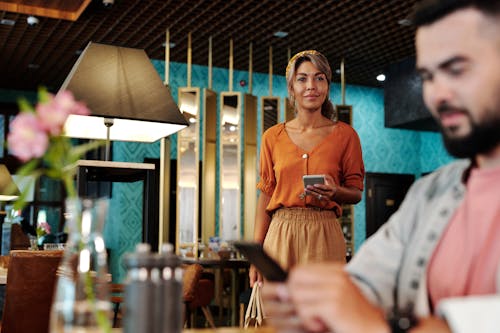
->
[262,281,305,333]
[287,263,389,333]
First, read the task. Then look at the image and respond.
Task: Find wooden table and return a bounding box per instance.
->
[183,329,274,333]
[0,268,111,285]
[182,257,250,326]
[112,327,275,333]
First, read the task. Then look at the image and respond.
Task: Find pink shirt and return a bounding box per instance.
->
[427,164,500,310]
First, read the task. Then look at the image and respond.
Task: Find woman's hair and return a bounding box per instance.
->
[286,50,336,120]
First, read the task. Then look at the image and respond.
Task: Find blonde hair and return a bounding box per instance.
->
[286,50,336,119]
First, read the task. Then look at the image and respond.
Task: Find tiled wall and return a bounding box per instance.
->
[0,60,454,281]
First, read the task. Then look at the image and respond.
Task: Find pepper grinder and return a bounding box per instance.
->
[159,243,183,333]
[123,243,158,333]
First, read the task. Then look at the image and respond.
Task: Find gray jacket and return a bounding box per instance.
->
[346,159,500,332]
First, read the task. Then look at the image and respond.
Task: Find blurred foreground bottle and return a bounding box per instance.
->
[50,198,112,333]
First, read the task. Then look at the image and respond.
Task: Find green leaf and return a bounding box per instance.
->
[12,190,30,211]
[12,168,43,211]
[15,159,41,176]
[17,98,34,113]
[37,86,51,103]
[72,140,106,158]
[45,169,61,179]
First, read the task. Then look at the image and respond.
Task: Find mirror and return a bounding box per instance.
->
[261,97,280,131]
[219,92,242,241]
[177,87,200,257]
[201,89,217,244]
[244,94,257,240]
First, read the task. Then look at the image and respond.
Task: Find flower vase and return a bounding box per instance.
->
[50,198,112,333]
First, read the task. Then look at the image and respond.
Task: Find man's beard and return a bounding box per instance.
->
[439,107,500,159]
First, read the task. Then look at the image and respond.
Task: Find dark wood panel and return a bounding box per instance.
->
[384,57,439,132]
[0,0,90,20]
[365,172,415,238]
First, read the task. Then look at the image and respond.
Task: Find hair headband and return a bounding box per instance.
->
[285,50,322,79]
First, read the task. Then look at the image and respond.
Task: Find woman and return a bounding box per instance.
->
[250,50,365,286]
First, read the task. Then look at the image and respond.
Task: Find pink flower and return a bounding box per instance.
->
[7,112,49,162]
[54,90,90,116]
[37,91,90,135]
[36,95,68,136]
[38,221,51,235]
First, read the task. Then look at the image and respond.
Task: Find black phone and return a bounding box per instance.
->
[233,241,288,282]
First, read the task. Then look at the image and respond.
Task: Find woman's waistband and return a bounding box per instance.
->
[272,207,338,221]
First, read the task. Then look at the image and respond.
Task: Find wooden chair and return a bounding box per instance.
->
[1,250,63,333]
[183,264,216,328]
[239,288,252,328]
[0,256,10,269]
[9,224,30,251]
[109,283,124,327]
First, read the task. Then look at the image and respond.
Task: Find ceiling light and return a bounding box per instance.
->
[27,16,39,26]
[273,31,288,38]
[0,19,15,26]
[398,18,412,26]
[162,42,176,48]
[28,63,39,69]
[376,74,386,82]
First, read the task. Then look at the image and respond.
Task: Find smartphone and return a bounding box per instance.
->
[303,174,325,187]
[233,241,288,282]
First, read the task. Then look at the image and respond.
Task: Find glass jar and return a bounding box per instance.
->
[50,198,112,333]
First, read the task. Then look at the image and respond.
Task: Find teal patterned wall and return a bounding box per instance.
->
[105,141,160,282]
[0,61,454,281]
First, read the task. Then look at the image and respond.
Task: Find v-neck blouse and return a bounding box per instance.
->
[257,121,365,216]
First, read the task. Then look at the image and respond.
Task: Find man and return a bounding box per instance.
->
[262,0,500,332]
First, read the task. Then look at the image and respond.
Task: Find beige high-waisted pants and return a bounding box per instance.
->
[263,207,346,271]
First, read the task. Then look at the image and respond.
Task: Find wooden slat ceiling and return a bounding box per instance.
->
[0,0,418,92]
[0,0,91,20]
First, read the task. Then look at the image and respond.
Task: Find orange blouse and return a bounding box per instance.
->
[257,121,365,217]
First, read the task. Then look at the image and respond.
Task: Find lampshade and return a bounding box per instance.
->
[0,164,20,201]
[60,42,189,142]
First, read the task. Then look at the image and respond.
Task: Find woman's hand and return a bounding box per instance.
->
[305,174,337,201]
[306,175,362,204]
[249,264,263,287]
